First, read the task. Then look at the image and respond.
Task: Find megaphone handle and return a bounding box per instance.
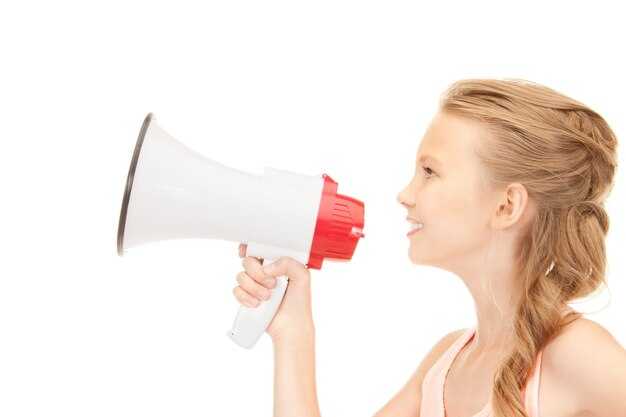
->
[228,268,288,349]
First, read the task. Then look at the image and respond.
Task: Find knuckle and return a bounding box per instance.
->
[242,256,260,270]
[236,271,247,284]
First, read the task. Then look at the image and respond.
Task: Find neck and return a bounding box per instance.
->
[456,253,520,355]
[471,289,516,354]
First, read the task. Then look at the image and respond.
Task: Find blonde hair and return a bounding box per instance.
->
[440,79,618,417]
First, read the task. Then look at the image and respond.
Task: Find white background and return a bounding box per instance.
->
[1,1,624,416]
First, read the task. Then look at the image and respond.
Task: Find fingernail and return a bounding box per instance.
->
[247,298,259,307]
[265,278,276,288]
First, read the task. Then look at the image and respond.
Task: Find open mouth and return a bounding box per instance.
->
[407,218,423,236]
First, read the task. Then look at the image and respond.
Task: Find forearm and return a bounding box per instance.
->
[272,325,321,417]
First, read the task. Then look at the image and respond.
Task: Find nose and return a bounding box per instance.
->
[397,183,416,208]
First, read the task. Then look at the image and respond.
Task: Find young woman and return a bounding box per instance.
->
[233,79,626,417]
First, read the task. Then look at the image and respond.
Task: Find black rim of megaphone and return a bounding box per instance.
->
[117,113,155,256]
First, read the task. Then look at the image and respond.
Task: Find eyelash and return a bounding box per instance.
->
[423,166,436,178]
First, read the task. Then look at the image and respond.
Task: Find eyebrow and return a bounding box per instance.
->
[418,154,443,167]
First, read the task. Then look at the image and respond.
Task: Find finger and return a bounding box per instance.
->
[262,257,310,284]
[238,244,247,258]
[242,256,276,289]
[232,285,260,308]
[238,244,264,264]
[236,271,271,301]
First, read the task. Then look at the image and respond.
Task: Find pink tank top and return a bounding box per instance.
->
[420,327,542,417]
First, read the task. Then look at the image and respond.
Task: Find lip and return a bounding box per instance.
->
[407,228,422,237]
[406,217,423,237]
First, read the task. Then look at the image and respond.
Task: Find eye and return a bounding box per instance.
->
[423,166,437,178]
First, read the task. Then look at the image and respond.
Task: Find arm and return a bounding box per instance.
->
[272,325,320,417]
[234,251,321,417]
[264,258,321,417]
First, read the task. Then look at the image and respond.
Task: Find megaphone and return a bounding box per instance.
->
[117,113,365,349]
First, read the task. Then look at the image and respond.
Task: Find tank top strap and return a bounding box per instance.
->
[420,327,476,417]
[523,350,543,417]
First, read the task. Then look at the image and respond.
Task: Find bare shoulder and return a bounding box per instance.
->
[422,328,468,366]
[541,317,626,416]
[544,317,625,377]
[414,328,469,386]
[373,328,467,417]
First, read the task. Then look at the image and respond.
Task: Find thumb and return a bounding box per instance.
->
[262,257,310,284]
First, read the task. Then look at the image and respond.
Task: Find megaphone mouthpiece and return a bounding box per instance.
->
[307,175,365,269]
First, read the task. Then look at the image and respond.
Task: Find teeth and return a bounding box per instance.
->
[409,221,423,230]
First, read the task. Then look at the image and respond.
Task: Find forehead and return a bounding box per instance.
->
[417,111,485,167]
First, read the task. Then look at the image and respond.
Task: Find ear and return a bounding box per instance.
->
[492,183,530,230]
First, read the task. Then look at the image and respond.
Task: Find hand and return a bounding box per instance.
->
[234,244,315,342]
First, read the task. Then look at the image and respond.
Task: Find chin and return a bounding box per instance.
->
[408,251,429,266]
[408,250,446,270]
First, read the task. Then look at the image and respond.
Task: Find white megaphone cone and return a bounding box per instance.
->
[118,113,365,349]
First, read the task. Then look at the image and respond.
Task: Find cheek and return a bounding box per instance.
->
[419,182,475,227]
[412,183,492,253]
